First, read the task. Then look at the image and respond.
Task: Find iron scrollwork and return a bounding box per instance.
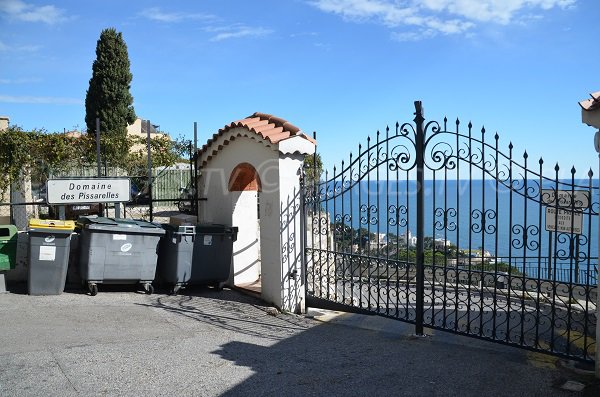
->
[511,224,540,251]
[388,204,408,227]
[435,207,457,231]
[360,204,378,226]
[471,209,497,234]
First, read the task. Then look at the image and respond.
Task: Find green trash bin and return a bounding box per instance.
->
[0,225,18,271]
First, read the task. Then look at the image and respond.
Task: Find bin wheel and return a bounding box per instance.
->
[145,284,154,295]
[213,282,224,291]
[171,285,181,295]
[89,283,98,296]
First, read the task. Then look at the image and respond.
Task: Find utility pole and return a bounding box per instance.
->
[146,120,153,222]
[95,118,103,217]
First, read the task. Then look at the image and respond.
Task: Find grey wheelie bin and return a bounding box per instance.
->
[76,216,165,296]
[27,219,75,295]
[192,224,238,290]
[156,224,195,294]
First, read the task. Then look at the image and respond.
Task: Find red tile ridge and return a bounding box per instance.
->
[266,131,291,143]
[198,112,316,160]
[580,91,600,111]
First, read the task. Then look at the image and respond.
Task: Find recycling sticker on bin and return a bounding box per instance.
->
[203,235,213,245]
[39,246,56,261]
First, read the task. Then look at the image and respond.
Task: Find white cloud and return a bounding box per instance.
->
[392,29,436,42]
[309,0,415,26]
[0,39,40,52]
[309,0,575,40]
[139,7,270,42]
[420,0,575,24]
[0,95,82,105]
[0,77,41,84]
[290,31,319,38]
[207,25,273,42]
[139,7,215,23]
[0,0,70,24]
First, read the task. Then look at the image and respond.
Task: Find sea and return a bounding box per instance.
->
[316,179,599,281]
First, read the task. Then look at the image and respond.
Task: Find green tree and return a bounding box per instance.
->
[304,152,323,186]
[126,134,191,175]
[85,27,136,166]
[0,127,90,200]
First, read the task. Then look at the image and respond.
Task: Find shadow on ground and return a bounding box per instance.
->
[141,287,599,396]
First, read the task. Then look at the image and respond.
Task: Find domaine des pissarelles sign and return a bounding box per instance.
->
[47,178,131,204]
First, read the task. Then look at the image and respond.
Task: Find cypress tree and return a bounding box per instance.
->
[85,28,136,163]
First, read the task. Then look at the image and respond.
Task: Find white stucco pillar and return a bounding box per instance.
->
[596,145,600,379]
[277,155,306,313]
[578,93,600,377]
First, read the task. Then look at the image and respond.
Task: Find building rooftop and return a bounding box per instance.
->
[200,112,315,154]
[579,91,600,111]
[197,112,316,165]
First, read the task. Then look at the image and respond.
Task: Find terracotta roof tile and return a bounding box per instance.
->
[198,112,316,158]
[579,91,600,111]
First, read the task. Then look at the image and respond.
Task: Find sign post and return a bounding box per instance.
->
[542,189,588,235]
[544,207,584,235]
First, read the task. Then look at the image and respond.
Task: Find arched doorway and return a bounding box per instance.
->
[229,163,261,292]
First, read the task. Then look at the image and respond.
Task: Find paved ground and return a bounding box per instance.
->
[0,285,598,397]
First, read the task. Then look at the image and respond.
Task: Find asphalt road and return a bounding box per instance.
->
[0,286,597,396]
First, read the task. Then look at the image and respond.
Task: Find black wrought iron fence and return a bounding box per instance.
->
[304,100,598,364]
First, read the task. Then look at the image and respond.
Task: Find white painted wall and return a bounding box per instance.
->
[580,102,600,379]
[582,109,600,129]
[276,154,306,313]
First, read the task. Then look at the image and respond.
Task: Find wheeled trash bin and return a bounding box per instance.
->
[77,216,165,296]
[0,224,18,293]
[192,224,238,290]
[156,225,195,294]
[27,219,75,295]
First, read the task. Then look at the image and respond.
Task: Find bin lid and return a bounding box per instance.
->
[0,224,18,239]
[162,223,196,235]
[196,223,238,235]
[77,216,122,227]
[28,219,75,231]
[77,216,165,235]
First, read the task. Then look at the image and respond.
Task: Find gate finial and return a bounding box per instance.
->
[414,101,424,122]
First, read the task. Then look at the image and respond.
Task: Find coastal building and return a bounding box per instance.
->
[368,233,388,250]
[399,230,417,247]
[0,116,8,131]
[433,238,451,249]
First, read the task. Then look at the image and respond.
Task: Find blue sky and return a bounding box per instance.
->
[1,0,599,178]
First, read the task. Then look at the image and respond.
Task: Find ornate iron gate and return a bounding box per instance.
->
[304,101,597,363]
